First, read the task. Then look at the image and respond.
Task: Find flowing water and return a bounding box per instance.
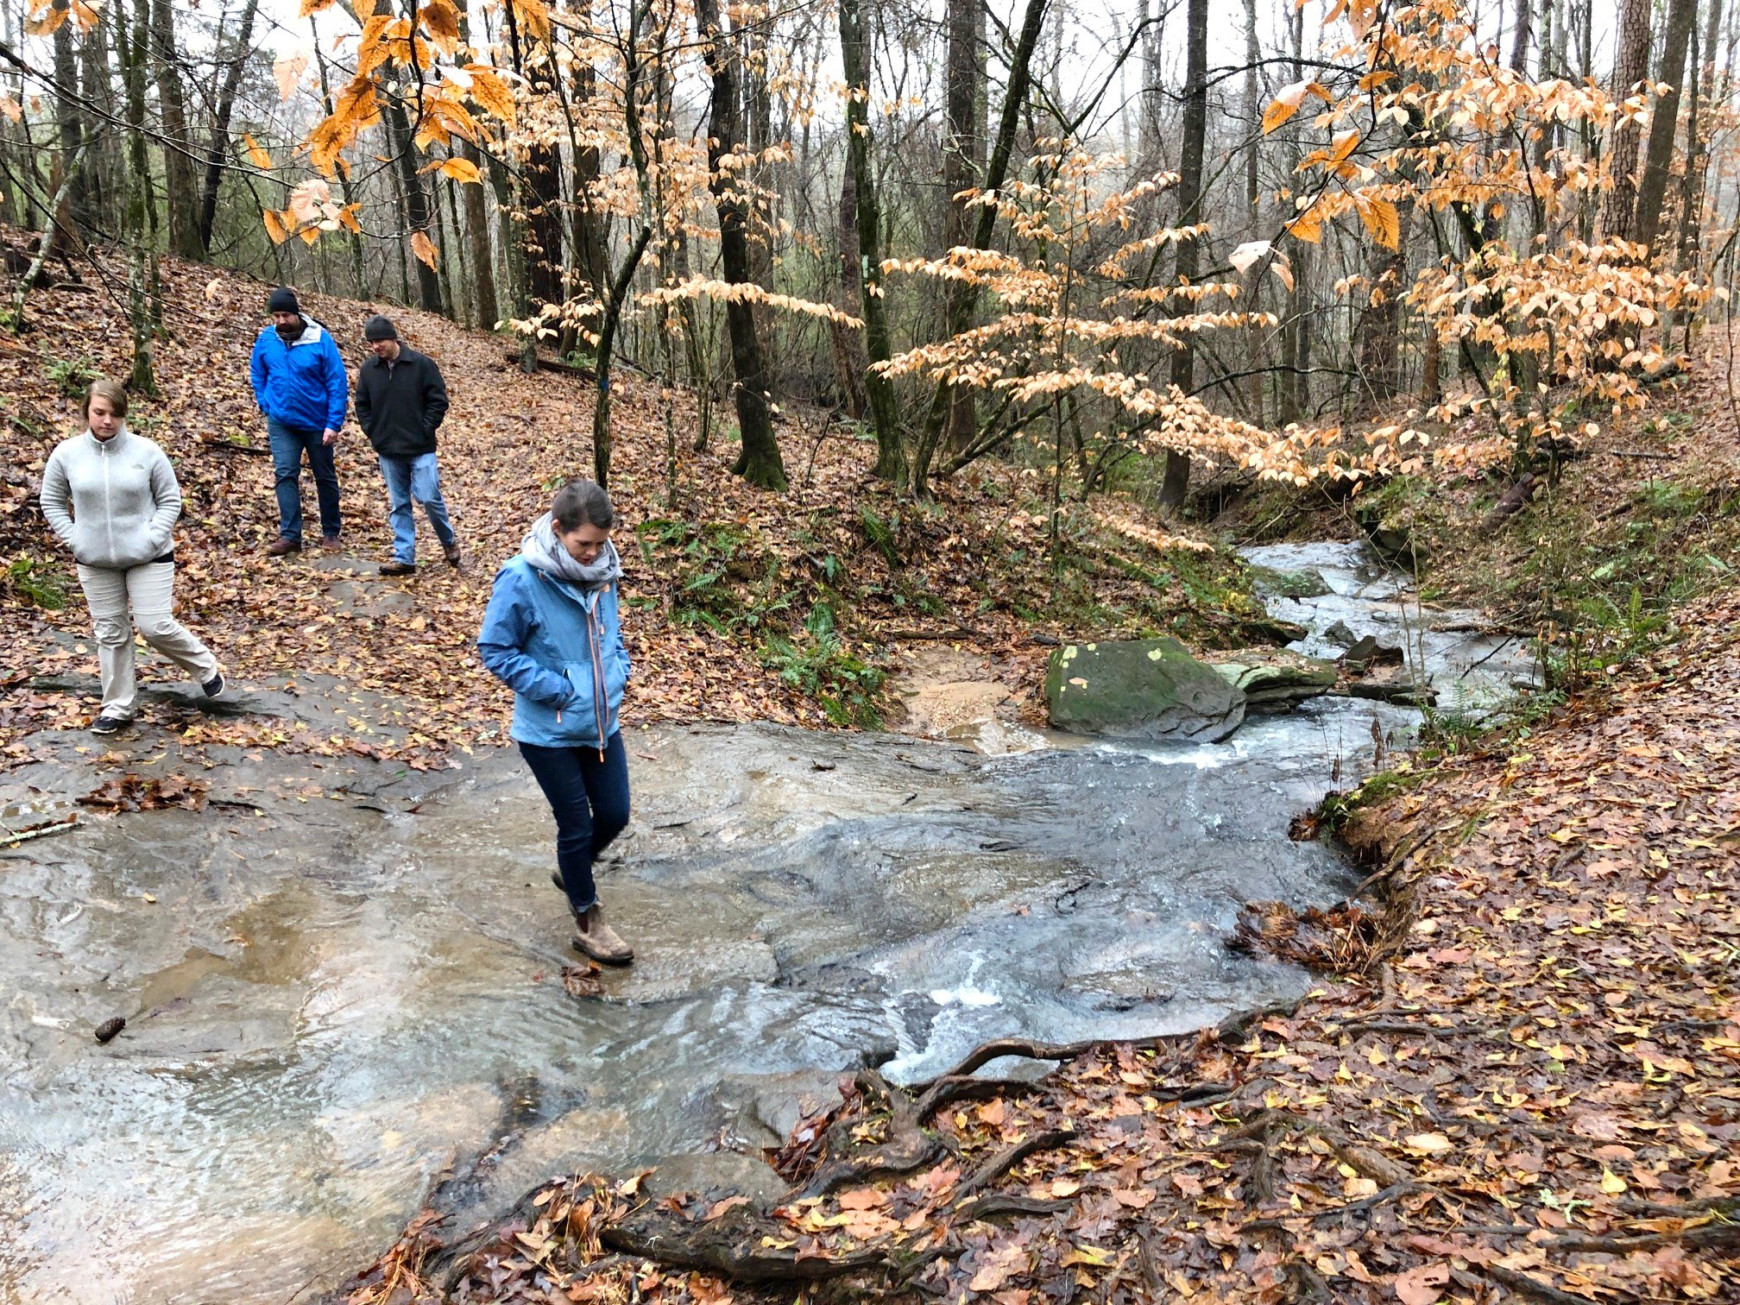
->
[0,542,1533,1304]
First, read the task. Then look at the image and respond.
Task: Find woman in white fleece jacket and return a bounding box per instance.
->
[40,379,224,735]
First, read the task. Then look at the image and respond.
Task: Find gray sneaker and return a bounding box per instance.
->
[572,905,633,965]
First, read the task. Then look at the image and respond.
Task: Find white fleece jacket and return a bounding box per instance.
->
[40,426,183,569]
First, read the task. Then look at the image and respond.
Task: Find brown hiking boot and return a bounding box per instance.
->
[321,535,343,554]
[379,560,416,576]
[443,540,462,568]
[267,537,300,557]
[572,904,634,965]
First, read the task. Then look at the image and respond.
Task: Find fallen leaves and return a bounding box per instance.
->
[77,772,209,812]
[561,962,603,998]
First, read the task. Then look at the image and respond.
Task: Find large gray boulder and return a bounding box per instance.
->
[1210,650,1339,712]
[1045,638,1246,742]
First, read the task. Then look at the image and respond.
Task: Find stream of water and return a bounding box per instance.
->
[0,542,1535,1304]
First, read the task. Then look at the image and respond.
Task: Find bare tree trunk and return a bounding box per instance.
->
[741,16,777,394]
[1603,0,1652,241]
[461,142,498,327]
[150,0,199,258]
[694,0,785,489]
[569,60,606,302]
[1242,0,1260,220]
[831,159,869,419]
[116,0,156,392]
[1634,0,1699,251]
[381,94,444,313]
[50,11,87,235]
[1159,0,1207,511]
[839,0,906,483]
[942,0,984,450]
[456,0,499,329]
[1675,0,1723,302]
[1509,0,1532,72]
[197,0,260,254]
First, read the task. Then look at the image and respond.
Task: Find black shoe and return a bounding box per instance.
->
[90,714,130,736]
[202,671,225,698]
[552,870,565,892]
[379,560,416,576]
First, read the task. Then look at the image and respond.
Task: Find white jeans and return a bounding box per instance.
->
[76,562,219,718]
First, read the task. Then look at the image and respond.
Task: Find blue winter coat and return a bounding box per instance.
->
[477,555,631,749]
[249,318,349,434]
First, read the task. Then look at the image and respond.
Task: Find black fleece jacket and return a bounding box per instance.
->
[354,346,449,459]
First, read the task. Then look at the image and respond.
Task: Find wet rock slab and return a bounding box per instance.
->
[0,706,1360,1304]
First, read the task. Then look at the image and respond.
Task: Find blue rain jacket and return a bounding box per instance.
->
[249,317,349,434]
[477,555,631,749]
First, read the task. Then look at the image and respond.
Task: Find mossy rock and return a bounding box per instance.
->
[1248,565,1333,599]
[1045,638,1246,742]
[1210,650,1339,712]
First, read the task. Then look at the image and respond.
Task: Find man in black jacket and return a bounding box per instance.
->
[355,315,460,574]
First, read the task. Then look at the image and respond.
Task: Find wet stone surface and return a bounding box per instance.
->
[0,541,1527,1305]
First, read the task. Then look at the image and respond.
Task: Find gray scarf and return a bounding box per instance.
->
[521,511,623,591]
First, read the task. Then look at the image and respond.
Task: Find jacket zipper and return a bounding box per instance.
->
[587,590,609,759]
[99,433,117,564]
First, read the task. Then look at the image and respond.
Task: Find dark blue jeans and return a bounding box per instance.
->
[267,418,342,543]
[519,731,629,916]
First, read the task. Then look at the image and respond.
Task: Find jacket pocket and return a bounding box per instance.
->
[557,662,600,739]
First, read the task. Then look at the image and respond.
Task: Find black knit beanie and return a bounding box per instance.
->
[267,286,300,315]
[363,315,399,342]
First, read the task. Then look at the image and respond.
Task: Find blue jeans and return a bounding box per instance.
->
[519,732,630,916]
[378,453,456,564]
[267,419,341,543]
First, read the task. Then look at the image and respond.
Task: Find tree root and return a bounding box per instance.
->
[952,1193,1076,1223]
[599,1202,888,1283]
[914,1074,1048,1123]
[794,1068,943,1199]
[957,1128,1075,1198]
[1461,1264,1620,1305]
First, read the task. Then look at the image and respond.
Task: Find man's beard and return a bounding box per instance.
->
[275,318,303,342]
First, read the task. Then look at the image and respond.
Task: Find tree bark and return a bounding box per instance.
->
[1633,0,1699,252]
[694,0,785,489]
[381,94,444,313]
[839,0,906,483]
[197,0,260,255]
[1674,0,1723,300]
[1159,0,1207,511]
[50,11,88,234]
[831,161,869,419]
[941,0,984,450]
[455,0,499,329]
[1602,0,1652,242]
[150,0,200,258]
[1509,0,1532,73]
[116,0,156,392]
[461,141,498,327]
[1242,0,1260,220]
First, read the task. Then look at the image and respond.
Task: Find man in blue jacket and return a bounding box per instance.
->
[250,287,348,555]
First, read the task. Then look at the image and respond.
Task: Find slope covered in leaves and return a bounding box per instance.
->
[0,238,1248,766]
